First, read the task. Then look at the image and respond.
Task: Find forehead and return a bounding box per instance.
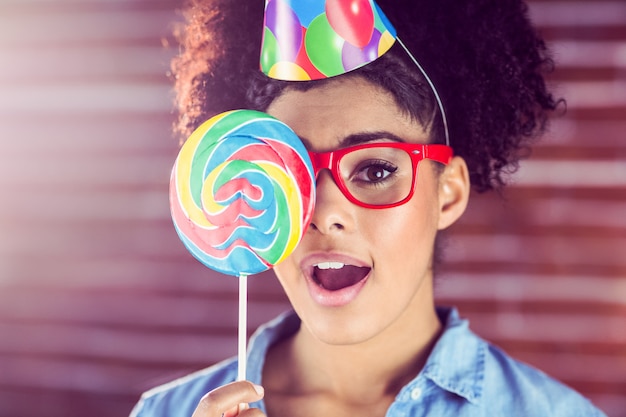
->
[266,77,429,151]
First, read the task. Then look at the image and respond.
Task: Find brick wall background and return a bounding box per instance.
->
[0,1,624,416]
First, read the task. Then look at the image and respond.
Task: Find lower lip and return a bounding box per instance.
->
[305,272,370,307]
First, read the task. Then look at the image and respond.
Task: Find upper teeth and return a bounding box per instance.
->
[315,262,345,270]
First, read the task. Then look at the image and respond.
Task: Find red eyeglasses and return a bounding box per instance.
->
[308,142,453,209]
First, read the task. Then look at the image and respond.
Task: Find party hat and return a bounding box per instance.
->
[260,0,397,81]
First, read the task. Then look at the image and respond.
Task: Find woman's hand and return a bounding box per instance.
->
[192,381,265,417]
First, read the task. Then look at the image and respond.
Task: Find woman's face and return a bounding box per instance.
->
[267,77,450,346]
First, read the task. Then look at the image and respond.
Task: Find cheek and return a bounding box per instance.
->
[362,184,440,263]
[365,208,435,256]
[272,251,308,301]
[273,258,296,287]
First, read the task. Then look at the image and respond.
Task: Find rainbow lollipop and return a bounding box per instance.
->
[170,110,315,380]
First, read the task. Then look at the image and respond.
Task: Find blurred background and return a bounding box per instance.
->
[0,0,624,416]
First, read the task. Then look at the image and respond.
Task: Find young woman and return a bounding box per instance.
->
[131,1,607,416]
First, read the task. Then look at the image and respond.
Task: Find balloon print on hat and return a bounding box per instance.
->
[261,0,397,80]
[327,0,375,48]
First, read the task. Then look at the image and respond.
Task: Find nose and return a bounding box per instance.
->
[309,169,354,234]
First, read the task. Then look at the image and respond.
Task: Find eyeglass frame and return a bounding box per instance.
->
[307,142,453,209]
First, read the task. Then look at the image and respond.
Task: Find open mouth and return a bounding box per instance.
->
[312,262,371,291]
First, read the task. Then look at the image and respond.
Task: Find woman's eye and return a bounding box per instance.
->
[353,160,398,183]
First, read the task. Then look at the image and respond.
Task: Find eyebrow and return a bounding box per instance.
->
[300,131,406,149]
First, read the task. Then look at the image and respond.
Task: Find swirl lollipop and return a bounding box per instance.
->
[170,109,315,380]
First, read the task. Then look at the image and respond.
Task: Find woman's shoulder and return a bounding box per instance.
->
[432,307,606,416]
[481,339,606,416]
[129,356,238,417]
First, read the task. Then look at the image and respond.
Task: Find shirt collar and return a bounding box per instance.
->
[246,310,301,385]
[246,307,485,405]
[420,306,486,404]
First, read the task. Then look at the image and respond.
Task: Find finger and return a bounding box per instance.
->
[192,381,264,417]
[222,403,250,417]
[238,406,266,417]
[222,400,268,417]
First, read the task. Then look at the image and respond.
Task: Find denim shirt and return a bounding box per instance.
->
[130,307,606,417]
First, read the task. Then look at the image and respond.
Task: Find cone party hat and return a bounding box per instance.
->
[260,0,397,81]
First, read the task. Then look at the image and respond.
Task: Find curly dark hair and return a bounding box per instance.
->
[171,0,561,192]
[245,47,447,148]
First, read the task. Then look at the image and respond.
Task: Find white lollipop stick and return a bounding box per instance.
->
[237,274,248,381]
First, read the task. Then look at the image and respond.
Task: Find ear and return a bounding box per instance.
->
[437,156,470,230]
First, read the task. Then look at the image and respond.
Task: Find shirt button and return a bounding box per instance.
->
[410,387,422,400]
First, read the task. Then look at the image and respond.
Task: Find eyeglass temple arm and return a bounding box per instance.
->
[424,144,453,164]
